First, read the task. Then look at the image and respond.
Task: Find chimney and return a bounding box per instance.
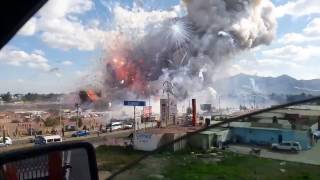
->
[192,99,196,126]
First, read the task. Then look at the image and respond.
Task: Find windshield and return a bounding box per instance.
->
[0,0,320,180]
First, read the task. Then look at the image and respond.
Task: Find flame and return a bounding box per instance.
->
[109,56,148,96]
[87,89,99,102]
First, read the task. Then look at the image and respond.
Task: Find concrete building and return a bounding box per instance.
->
[188,128,230,150]
[228,105,320,150]
[160,98,177,127]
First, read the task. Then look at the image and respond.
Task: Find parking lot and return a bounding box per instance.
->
[228,143,320,165]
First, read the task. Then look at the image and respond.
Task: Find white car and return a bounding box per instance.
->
[123,123,133,129]
[271,141,302,152]
[0,137,12,147]
[111,122,123,130]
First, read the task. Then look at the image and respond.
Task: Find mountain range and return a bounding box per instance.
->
[214,73,320,96]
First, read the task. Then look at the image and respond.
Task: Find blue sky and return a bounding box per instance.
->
[0,0,320,93]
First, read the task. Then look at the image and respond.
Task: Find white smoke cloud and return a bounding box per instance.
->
[87,0,277,105]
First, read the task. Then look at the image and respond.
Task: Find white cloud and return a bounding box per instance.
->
[75,70,86,77]
[33,49,45,56]
[17,0,183,51]
[18,18,38,36]
[18,0,105,51]
[303,18,320,36]
[103,5,182,52]
[55,72,63,78]
[0,47,51,71]
[276,0,320,18]
[61,60,73,66]
[17,79,25,83]
[279,18,320,44]
[262,45,320,61]
[112,6,179,35]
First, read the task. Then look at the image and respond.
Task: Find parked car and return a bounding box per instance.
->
[106,122,124,131]
[34,135,62,145]
[123,123,133,129]
[271,141,302,152]
[72,130,90,137]
[0,137,12,147]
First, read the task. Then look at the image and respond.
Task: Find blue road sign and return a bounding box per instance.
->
[124,100,146,106]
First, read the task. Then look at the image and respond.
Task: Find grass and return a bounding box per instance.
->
[95,146,320,180]
[162,151,320,180]
[95,145,145,172]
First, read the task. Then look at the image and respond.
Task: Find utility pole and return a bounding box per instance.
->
[59,97,62,135]
[134,106,136,134]
[75,103,80,130]
[2,126,5,144]
[253,94,256,109]
[218,95,221,115]
[167,92,169,127]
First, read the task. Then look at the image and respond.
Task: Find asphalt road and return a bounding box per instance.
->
[63,149,91,180]
[0,129,134,153]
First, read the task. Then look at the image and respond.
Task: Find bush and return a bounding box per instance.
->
[78,118,83,128]
[70,116,81,122]
[44,117,59,127]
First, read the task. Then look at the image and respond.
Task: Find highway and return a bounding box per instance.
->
[0,129,134,153]
[0,122,156,152]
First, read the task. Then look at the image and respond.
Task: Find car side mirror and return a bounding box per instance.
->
[0,142,98,180]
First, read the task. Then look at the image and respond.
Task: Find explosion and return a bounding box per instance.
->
[79,90,100,104]
[86,0,277,106]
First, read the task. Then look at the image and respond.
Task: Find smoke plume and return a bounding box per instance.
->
[92,0,277,105]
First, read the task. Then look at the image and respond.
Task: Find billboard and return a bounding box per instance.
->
[124,101,146,106]
[143,106,152,118]
[200,104,212,111]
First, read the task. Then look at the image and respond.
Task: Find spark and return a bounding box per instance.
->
[167,18,192,48]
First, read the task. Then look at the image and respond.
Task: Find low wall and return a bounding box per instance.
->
[133,132,186,151]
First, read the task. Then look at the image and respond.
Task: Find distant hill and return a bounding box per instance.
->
[214,73,320,96]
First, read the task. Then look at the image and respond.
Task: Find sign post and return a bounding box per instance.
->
[124,101,146,134]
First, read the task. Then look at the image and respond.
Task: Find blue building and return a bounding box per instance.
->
[228,105,320,150]
[231,126,312,150]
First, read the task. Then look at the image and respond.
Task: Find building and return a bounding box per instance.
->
[228,105,320,150]
[160,98,177,127]
[188,128,230,150]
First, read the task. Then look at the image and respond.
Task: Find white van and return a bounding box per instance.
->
[34,135,62,145]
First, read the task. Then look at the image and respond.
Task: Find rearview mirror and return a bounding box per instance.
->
[0,142,98,180]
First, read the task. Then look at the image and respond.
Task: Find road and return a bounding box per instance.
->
[63,149,91,180]
[0,129,134,153]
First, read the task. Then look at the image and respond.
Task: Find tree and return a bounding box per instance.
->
[44,117,59,127]
[78,118,83,128]
[70,116,81,122]
[1,92,12,102]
